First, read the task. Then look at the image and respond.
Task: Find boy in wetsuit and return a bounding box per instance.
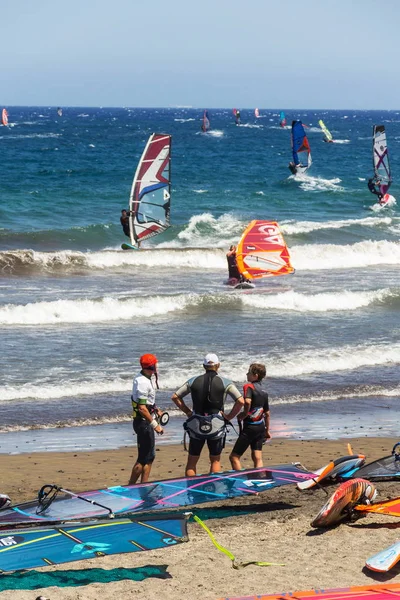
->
[229,363,270,470]
[226,245,241,280]
[120,209,131,237]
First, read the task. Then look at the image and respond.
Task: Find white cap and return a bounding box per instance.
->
[203,353,219,366]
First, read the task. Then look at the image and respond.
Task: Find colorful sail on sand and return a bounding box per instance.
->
[0,464,316,527]
[366,540,400,572]
[217,583,400,600]
[235,221,295,282]
[289,120,312,175]
[201,110,210,132]
[0,514,189,573]
[341,442,400,481]
[296,454,366,490]
[1,109,8,126]
[121,133,171,250]
[319,119,333,143]
[279,111,286,127]
[367,125,395,206]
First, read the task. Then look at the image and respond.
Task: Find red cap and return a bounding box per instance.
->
[140,353,158,369]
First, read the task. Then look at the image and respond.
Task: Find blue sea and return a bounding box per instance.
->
[0,106,399,452]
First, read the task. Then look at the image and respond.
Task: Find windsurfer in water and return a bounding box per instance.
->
[226,245,241,281]
[120,209,131,237]
[229,363,270,470]
[129,353,164,485]
[367,178,384,203]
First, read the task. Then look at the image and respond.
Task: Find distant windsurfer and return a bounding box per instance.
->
[129,353,163,484]
[120,209,131,237]
[171,353,244,476]
[229,363,270,470]
[367,178,384,202]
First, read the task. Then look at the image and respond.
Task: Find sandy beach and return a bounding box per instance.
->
[0,437,399,599]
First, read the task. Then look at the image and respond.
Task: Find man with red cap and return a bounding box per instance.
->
[129,353,163,484]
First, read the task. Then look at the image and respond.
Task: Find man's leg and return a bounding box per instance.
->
[141,462,153,483]
[251,449,263,468]
[129,462,143,485]
[229,453,242,470]
[185,454,200,477]
[209,454,222,473]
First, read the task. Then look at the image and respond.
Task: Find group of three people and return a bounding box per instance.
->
[129,352,270,485]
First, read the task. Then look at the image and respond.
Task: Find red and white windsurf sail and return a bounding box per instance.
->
[2,109,8,126]
[254,108,260,118]
[236,220,295,279]
[129,133,171,246]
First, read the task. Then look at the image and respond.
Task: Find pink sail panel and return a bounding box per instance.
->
[236,220,294,280]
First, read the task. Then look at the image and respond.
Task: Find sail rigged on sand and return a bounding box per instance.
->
[0,464,315,527]
[289,120,312,174]
[0,515,189,573]
[319,119,333,142]
[236,221,295,280]
[128,133,171,246]
[371,125,392,196]
[1,109,8,126]
[201,110,210,132]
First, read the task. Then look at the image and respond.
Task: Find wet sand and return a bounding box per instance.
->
[0,437,399,599]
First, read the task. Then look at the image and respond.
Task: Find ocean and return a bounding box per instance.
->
[0,106,399,453]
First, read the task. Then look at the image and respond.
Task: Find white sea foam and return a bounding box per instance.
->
[192,189,208,194]
[333,139,350,144]
[291,239,400,270]
[255,191,265,195]
[2,341,399,403]
[172,212,242,247]
[208,129,224,137]
[0,288,395,327]
[291,173,344,192]
[281,216,395,235]
[174,118,195,122]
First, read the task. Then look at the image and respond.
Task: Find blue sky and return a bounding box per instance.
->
[1,0,399,109]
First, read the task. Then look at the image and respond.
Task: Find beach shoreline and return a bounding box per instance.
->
[0,437,399,600]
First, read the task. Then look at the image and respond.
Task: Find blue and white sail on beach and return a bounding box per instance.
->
[0,464,316,527]
[0,514,189,573]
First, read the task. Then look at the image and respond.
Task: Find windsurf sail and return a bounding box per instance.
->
[0,514,189,573]
[57,107,63,117]
[355,496,400,517]
[233,108,241,125]
[128,133,171,246]
[235,221,295,280]
[255,108,260,119]
[201,110,210,132]
[297,455,365,490]
[217,583,400,600]
[341,442,400,481]
[370,125,392,196]
[0,464,316,527]
[1,109,8,126]
[319,119,333,142]
[290,120,312,170]
[279,111,286,127]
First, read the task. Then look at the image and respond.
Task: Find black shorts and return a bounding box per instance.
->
[189,435,226,457]
[231,424,265,456]
[133,419,155,465]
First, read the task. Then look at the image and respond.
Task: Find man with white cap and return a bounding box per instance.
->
[171,353,244,476]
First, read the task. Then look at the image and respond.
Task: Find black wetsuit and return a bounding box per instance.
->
[368,179,383,200]
[227,253,241,279]
[120,214,130,237]
[232,381,269,456]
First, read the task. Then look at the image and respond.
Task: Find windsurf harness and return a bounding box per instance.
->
[236,220,294,280]
[184,413,227,441]
[370,124,392,197]
[129,133,171,246]
[291,120,311,167]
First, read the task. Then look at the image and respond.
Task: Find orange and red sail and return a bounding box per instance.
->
[236,220,294,280]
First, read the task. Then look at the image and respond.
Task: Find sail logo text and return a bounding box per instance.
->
[0,536,18,547]
[257,224,284,246]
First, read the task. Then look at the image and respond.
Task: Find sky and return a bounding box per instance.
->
[1,0,400,109]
